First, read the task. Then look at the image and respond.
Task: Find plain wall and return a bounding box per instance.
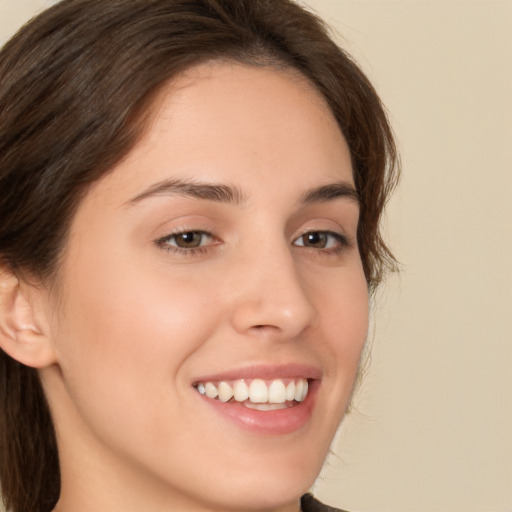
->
[1,1,511,511]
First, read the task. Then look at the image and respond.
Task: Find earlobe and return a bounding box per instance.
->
[0,266,57,368]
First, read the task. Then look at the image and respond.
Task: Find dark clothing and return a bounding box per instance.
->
[301,494,349,512]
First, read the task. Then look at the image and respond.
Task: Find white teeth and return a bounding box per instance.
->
[218,381,233,403]
[285,381,296,401]
[244,402,292,411]
[301,380,308,402]
[268,379,287,404]
[205,382,218,399]
[294,379,304,402]
[233,380,249,402]
[196,377,309,405]
[293,380,308,402]
[249,379,268,403]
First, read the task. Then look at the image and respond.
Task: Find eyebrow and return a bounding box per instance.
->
[300,182,360,205]
[127,178,245,206]
[126,178,359,207]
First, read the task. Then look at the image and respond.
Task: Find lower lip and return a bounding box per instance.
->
[197,380,319,435]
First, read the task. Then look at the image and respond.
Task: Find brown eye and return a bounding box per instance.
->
[293,231,347,250]
[159,231,212,250]
[174,232,204,248]
[299,232,328,248]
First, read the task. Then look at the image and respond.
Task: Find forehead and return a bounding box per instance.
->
[83,61,353,206]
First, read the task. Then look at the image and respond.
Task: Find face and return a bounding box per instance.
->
[41,62,369,511]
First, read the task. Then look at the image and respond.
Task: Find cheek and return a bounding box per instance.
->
[52,251,222,418]
[314,265,369,397]
[315,261,369,345]
[49,258,229,469]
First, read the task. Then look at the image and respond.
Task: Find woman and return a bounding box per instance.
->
[0,1,399,511]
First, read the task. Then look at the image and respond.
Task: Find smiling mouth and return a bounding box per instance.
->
[194,378,309,410]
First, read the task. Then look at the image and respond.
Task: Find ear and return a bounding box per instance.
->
[0,266,57,368]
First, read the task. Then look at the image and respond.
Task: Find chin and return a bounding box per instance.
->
[178,443,325,511]
[197,475,312,512]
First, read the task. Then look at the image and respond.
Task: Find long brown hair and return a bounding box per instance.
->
[0,1,399,510]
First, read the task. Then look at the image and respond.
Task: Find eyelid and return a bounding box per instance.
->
[158,230,212,245]
[155,228,220,256]
[153,225,353,259]
[292,229,352,251]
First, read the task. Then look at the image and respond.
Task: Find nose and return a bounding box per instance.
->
[228,243,317,341]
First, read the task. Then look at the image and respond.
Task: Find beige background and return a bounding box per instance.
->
[1,1,511,511]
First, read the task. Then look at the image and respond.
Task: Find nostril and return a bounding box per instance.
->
[248,324,283,336]
[241,321,311,343]
[252,324,276,332]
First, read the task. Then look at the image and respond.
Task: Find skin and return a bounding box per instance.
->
[28,62,369,512]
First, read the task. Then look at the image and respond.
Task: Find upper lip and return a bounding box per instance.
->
[192,363,322,384]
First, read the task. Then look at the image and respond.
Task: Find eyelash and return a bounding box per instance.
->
[155,230,216,257]
[293,230,351,254]
[155,229,352,257]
